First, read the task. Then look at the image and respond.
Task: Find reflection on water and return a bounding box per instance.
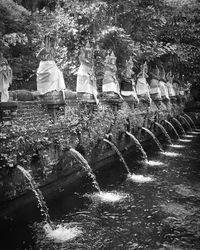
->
[1,132,200,250]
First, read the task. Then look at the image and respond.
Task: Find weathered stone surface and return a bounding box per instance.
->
[0,95,188,207]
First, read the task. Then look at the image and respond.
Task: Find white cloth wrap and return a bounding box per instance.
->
[136,77,150,95]
[0,65,12,102]
[76,63,98,97]
[150,78,161,96]
[102,70,120,94]
[37,60,65,95]
[166,81,176,97]
[159,80,169,99]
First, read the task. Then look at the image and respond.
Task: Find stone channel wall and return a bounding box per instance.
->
[0,92,187,208]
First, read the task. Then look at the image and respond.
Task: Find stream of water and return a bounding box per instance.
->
[1,129,200,250]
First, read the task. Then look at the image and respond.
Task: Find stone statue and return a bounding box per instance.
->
[166,71,176,99]
[120,57,139,104]
[136,61,151,104]
[149,65,162,101]
[76,41,98,104]
[102,51,122,98]
[0,52,12,102]
[36,34,65,95]
[173,73,181,97]
[159,65,169,101]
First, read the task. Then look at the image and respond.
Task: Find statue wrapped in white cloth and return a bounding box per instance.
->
[102,51,122,98]
[36,34,65,95]
[159,65,169,101]
[120,57,139,104]
[136,61,151,104]
[0,52,12,102]
[76,41,98,104]
[149,65,162,101]
[166,71,176,99]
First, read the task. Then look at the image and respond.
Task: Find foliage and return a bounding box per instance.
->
[1,0,200,91]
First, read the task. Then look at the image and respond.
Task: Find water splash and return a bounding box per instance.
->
[94,191,127,203]
[161,152,180,157]
[128,173,154,183]
[44,223,82,243]
[146,160,163,166]
[183,134,195,138]
[103,139,131,175]
[183,113,197,129]
[17,166,52,226]
[170,144,185,148]
[125,132,148,160]
[190,131,200,135]
[179,139,192,142]
[172,118,186,135]
[164,120,180,139]
[179,115,192,131]
[69,148,101,192]
[141,127,163,152]
[154,122,172,144]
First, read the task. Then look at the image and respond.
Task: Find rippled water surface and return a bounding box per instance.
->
[1,132,200,250]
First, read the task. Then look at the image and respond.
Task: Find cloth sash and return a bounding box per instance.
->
[76,63,98,103]
[102,70,120,94]
[121,78,139,103]
[0,65,12,102]
[166,81,176,97]
[159,80,169,100]
[136,77,151,103]
[37,61,65,95]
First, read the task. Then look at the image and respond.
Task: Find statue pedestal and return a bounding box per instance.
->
[77,92,95,101]
[0,101,18,125]
[40,90,65,105]
[103,92,120,99]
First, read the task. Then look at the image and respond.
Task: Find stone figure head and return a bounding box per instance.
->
[138,61,148,78]
[83,41,93,61]
[44,33,57,51]
[109,51,116,65]
[160,65,166,82]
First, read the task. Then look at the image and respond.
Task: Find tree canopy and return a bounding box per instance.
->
[1,0,200,95]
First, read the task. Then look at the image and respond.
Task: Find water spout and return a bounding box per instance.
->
[103,138,131,175]
[141,127,163,152]
[164,120,180,139]
[179,115,192,131]
[69,148,101,192]
[17,166,52,227]
[172,118,186,135]
[125,132,148,161]
[183,113,196,130]
[154,122,172,144]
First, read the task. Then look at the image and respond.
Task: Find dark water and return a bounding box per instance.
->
[1,132,200,250]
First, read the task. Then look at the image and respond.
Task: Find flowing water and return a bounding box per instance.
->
[125,131,148,161]
[103,138,131,175]
[179,115,192,131]
[17,166,52,227]
[1,129,200,249]
[142,127,164,152]
[172,117,186,135]
[154,122,172,144]
[164,120,180,139]
[183,113,197,129]
[69,148,101,192]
